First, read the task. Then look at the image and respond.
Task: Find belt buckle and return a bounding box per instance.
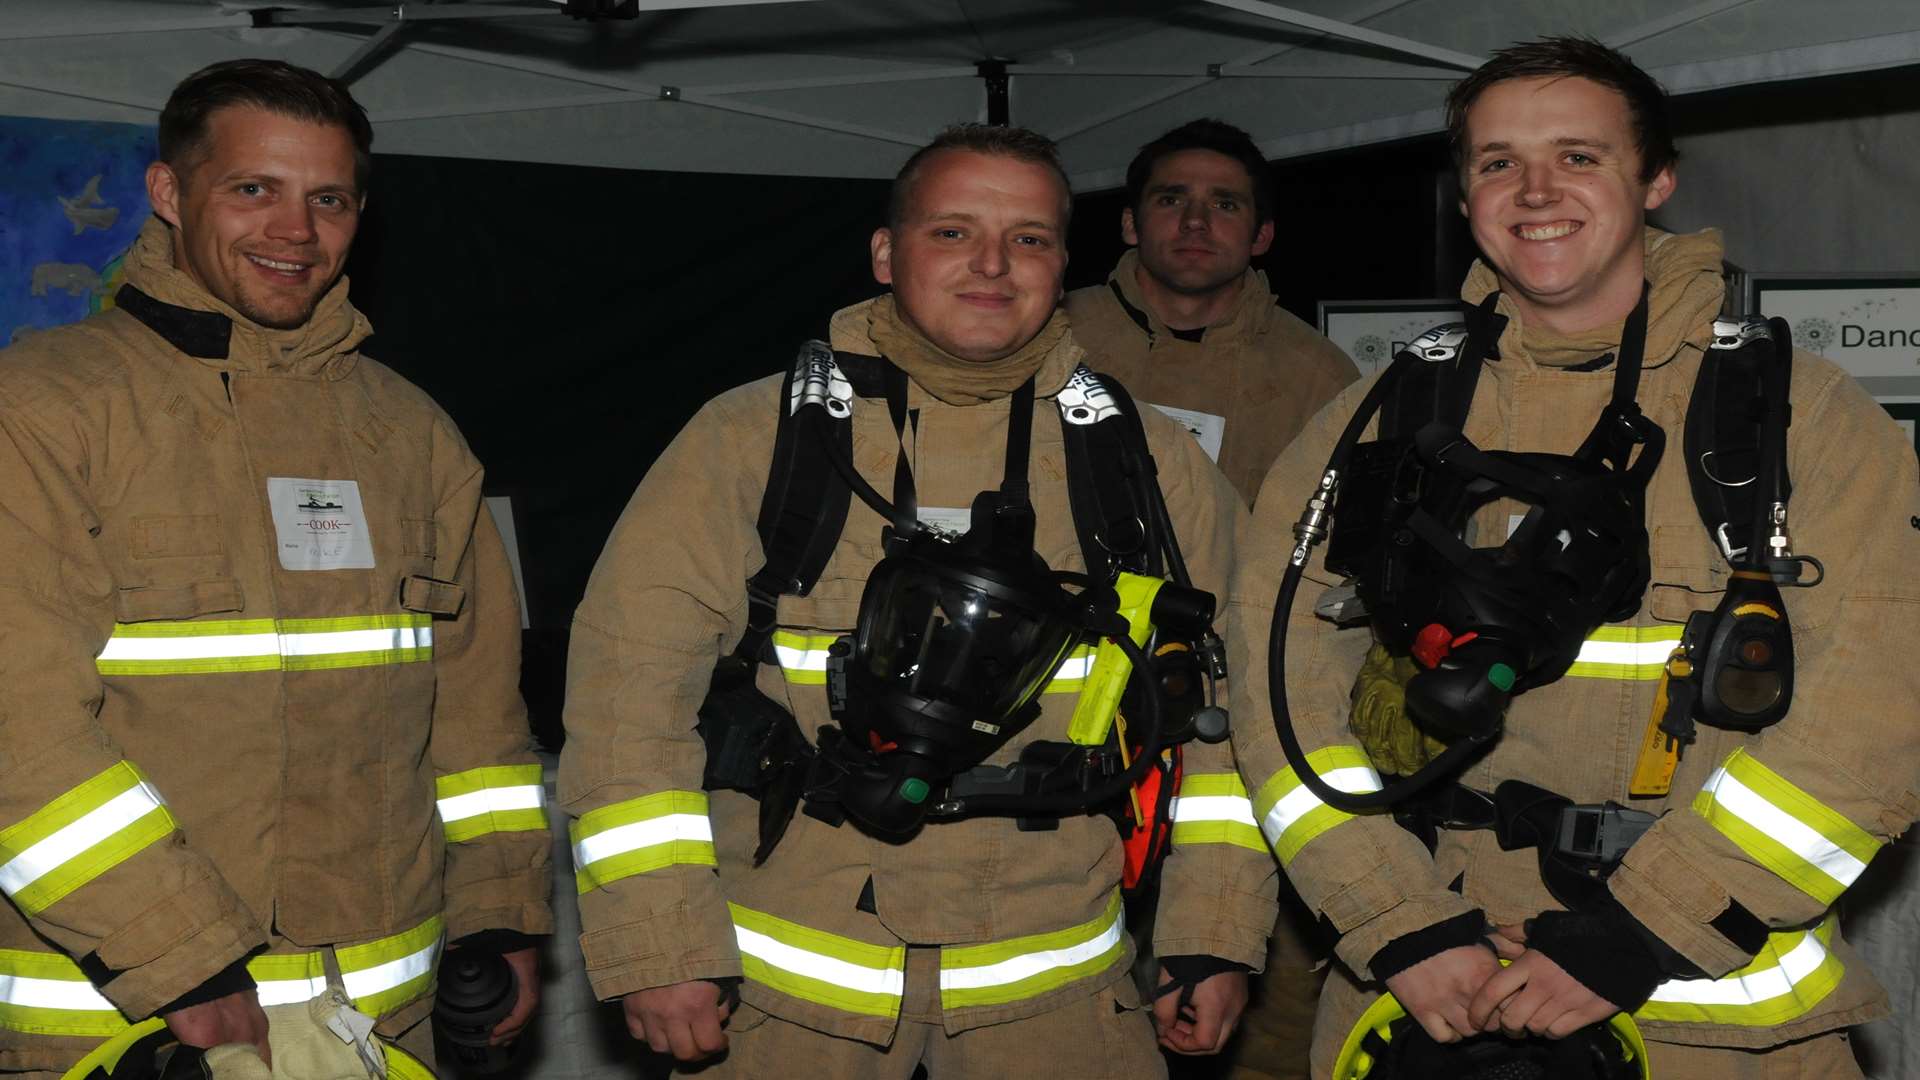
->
[1555,802,1656,866]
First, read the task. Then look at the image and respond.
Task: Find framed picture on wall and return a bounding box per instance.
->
[1750,275,1920,400]
[1318,300,1466,378]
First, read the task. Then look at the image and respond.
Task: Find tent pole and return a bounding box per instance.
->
[977,60,1010,126]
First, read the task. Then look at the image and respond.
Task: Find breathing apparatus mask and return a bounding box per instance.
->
[794,369,1195,839]
[1275,287,1665,810]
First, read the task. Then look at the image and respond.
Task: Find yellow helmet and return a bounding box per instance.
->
[61,1018,436,1080]
[1332,989,1650,1080]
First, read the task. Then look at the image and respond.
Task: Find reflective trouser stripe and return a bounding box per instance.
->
[247,915,446,1018]
[730,904,905,1020]
[1041,645,1098,694]
[0,916,446,1037]
[96,614,432,675]
[1253,746,1383,866]
[1169,773,1266,852]
[1565,625,1684,680]
[0,762,176,917]
[1692,749,1881,905]
[0,949,127,1037]
[1636,917,1843,1025]
[771,631,838,686]
[570,791,716,893]
[435,765,548,843]
[939,891,1127,1010]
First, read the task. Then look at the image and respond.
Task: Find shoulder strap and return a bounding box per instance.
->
[738,341,860,661]
[1684,316,1793,567]
[1056,364,1166,582]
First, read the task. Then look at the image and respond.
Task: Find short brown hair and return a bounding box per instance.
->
[1445,37,1677,184]
[887,123,1072,230]
[160,59,374,191]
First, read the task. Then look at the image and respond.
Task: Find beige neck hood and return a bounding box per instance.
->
[1107,249,1272,341]
[832,294,1083,406]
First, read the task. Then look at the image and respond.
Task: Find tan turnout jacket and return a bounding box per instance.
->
[0,221,551,1071]
[1230,229,1919,1064]
[1066,251,1359,506]
[562,297,1276,1046]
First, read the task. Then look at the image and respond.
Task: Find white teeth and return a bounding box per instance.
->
[249,255,305,271]
[1517,221,1578,240]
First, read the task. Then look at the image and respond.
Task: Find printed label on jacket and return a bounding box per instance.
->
[267,477,375,571]
[916,506,971,538]
[1146,403,1225,462]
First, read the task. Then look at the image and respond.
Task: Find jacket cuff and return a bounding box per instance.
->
[579,903,743,1001]
[155,956,258,1016]
[99,903,268,1021]
[449,929,545,955]
[1325,877,1477,981]
[1153,886,1277,971]
[1524,909,1663,1012]
[1609,827,1769,978]
[1366,910,1488,984]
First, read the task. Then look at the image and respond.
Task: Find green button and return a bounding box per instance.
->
[1487,663,1517,692]
[900,778,930,804]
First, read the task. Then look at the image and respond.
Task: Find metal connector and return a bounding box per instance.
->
[1290,468,1339,568]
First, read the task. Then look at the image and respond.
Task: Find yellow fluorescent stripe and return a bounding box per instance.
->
[1252,746,1381,866]
[730,903,905,1019]
[571,791,716,892]
[1567,624,1684,680]
[96,614,433,676]
[1169,820,1268,851]
[0,948,128,1037]
[436,764,548,843]
[939,891,1126,1010]
[1177,773,1249,798]
[1693,749,1881,904]
[0,762,178,916]
[1636,918,1842,1026]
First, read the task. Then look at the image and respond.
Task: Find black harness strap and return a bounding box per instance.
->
[1684,318,1794,569]
[1058,368,1165,581]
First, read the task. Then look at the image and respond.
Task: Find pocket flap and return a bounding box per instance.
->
[399,574,466,616]
[113,577,246,622]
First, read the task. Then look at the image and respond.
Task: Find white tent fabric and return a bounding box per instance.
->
[5,0,1920,187]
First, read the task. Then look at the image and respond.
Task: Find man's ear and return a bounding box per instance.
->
[1642,165,1677,212]
[146,161,183,229]
[870,227,894,285]
[1120,207,1138,247]
[1250,218,1275,258]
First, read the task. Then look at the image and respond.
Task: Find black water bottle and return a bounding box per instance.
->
[433,950,519,1075]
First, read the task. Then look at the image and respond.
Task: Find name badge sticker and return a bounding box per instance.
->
[267,477,376,571]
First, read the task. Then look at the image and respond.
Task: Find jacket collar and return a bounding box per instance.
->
[1104,248,1274,343]
[119,217,370,377]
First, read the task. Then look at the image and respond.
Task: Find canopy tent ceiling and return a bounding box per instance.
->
[5,0,1919,186]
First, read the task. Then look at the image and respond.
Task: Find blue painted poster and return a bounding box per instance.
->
[1,115,157,345]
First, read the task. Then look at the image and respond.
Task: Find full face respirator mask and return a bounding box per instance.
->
[1275,288,1665,810]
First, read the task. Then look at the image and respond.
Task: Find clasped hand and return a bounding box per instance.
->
[1380,925,1624,1044]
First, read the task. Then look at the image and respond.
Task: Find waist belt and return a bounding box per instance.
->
[1402,781,1656,912]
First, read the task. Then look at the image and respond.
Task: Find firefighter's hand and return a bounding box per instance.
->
[1468,946,1621,1038]
[489,948,541,1046]
[1152,968,1248,1055]
[1382,944,1501,1044]
[623,981,733,1062]
[164,991,271,1065]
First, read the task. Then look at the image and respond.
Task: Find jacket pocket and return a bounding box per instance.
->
[113,577,246,622]
[129,515,225,561]
[399,574,466,616]
[401,517,438,558]
[1646,524,1726,623]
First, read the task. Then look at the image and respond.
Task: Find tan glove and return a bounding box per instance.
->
[201,994,385,1080]
[1347,642,1447,775]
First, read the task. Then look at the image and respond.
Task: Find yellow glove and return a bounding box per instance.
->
[201,994,385,1080]
[1347,643,1447,775]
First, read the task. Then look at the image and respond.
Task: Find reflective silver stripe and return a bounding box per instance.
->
[1170,795,1258,826]
[253,975,328,1007]
[96,625,431,662]
[939,899,1125,995]
[572,814,714,870]
[1700,767,1868,888]
[437,784,546,825]
[0,973,116,1012]
[1647,930,1830,1007]
[0,781,168,898]
[1051,652,1095,681]
[733,925,907,998]
[1572,638,1674,666]
[341,939,439,1004]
